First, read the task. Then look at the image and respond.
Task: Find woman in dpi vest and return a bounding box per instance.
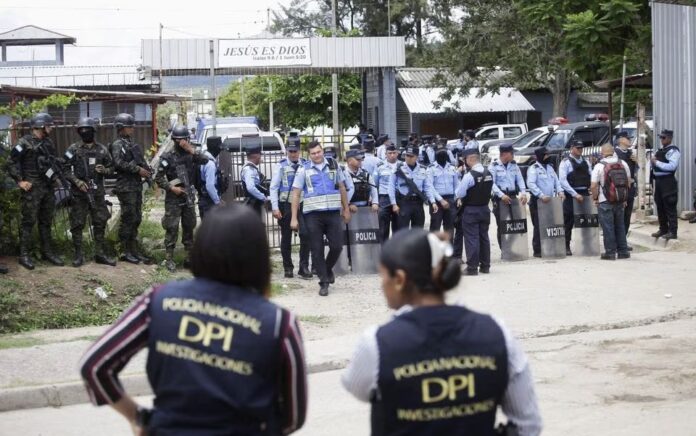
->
[342,229,542,435]
[80,205,307,435]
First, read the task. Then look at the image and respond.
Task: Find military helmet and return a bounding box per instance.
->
[171,125,190,139]
[30,113,54,129]
[114,113,135,128]
[77,117,97,131]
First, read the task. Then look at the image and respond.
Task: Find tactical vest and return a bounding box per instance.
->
[349,168,371,204]
[241,163,266,200]
[567,158,591,190]
[10,135,55,183]
[372,306,508,436]
[146,278,285,434]
[302,159,342,214]
[278,158,304,203]
[160,150,195,187]
[653,145,679,176]
[462,169,493,207]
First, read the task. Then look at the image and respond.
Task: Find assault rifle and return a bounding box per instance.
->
[394,164,428,203]
[131,143,154,188]
[171,164,196,208]
[81,155,98,209]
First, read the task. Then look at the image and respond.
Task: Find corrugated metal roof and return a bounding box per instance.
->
[653,1,696,212]
[0,84,186,102]
[577,92,609,104]
[0,65,157,88]
[141,37,406,73]
[0,25,76,44]
[398,87,534,114]
[396,68,508,88]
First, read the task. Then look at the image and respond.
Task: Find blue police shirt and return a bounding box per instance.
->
[559,156,592,197]
[427,162,460,201]
[527,162,562,198]
[653,145,681,176]
[240,162,266,201]
[388,163,435,206]
[200,151,221,204]
[373,161,398,196]
[362,154,382,176]
[488,160,527,198]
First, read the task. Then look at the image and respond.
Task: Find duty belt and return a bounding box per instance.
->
[400,195,422,202]
[440,194,455,199]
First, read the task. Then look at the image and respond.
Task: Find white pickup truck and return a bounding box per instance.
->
[474,123,528,147]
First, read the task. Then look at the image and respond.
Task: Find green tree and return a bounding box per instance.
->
[429,0,652,117]
[217,74,362,131]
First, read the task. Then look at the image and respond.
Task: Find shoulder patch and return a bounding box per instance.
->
[14,144,23,153]
[64,150,74,160]
[161,159,169,168]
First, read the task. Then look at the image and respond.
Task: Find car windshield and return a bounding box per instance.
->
[512,130,542,147]
[546,130,573,149]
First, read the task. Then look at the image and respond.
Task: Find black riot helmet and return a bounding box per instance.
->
[171,125,190,140]
[77,117,97,131]
[30,113,54,129]
[114,113,135,129]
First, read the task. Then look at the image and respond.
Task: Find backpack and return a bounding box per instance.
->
[602,161,629,203]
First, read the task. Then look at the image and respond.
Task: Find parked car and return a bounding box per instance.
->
[482,126,557,165]
[195,116,261,146]
[474,123,528,147]
[612,120,654,148]
[515,121,611,179]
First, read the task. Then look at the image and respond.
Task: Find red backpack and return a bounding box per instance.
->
[602,161,629,203]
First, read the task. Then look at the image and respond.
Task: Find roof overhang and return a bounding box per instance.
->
[0,25,76,46]
[0,84,187,103]
[592,72,652,90]
[398,87,534,114]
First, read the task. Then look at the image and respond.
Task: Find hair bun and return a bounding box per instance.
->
[438,258,461,291]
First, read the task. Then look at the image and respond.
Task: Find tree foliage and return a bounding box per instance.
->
[0,94,79,121]
[217,74,362,131]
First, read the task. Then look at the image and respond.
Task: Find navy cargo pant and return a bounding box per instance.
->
[304,210,343,286]
[429,195,456,235]
[462,205,491,272]
[397,197,425,230]
[563,191,590,250]
[529,196,542,256]
[378,195,398,243]
[278,202,310,272]
[654,176,678,236]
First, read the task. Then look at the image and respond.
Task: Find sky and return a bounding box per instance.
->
[1,0,302,66]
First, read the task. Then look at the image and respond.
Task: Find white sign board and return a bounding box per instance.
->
[218,39,312,67]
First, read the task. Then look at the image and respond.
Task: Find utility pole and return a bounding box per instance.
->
[267,8,274,131]
[241,77,246,116]
[636,102,648,215]
[387,0,391,35]
[619,53,627,131]
[209,39,217,136]
[159,23,164,91]
[331,0,340,150]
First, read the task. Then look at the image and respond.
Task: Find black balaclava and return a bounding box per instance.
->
[79,129,95,143]
[435,150,448,166]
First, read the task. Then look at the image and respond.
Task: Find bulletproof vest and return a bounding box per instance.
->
[162,150,195,186]
[146,278,284,434]
[241,163,266,198]
[302,159,342,213]
[654,145,679,175]
[279,159,302,192]
[614,148,636,179]
[350,168,371,203]
[567,158,591,189]
[111,136,144,192]
[372,306,508,436]
[462,169,493,207]
[12,135,53,182]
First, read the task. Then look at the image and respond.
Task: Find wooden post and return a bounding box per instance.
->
[636,102,649,216]
[151,102,158,153]
[9,93,16,144]
[607,87,613,129]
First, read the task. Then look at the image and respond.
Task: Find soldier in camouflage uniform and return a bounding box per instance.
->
[155,126,208,272]
[5,113,64,270]
[63,117,117,267]
[0,164,7,274]
[109,113,152,264]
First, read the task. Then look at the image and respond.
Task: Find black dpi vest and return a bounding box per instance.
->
[462,169,493,207]
[372,306,508,436]
[567,158,591,190]
[146,278,286,435]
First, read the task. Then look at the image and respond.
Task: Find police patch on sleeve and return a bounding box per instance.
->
[14,144,23,153]
[64,150,74,159]
[161,159,169,168]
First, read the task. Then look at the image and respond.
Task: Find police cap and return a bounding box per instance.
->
[421,134,434,142]
[346,149,363,160]
[659,129,673,138]
[464,129,476,139]
[616,131,630,139]
[400,139,409,147]
[462,148,479,158]
[499,143,514,154]
[386,144,397,152]
[404,145,419,156]
[245,146,262,156]
[571,139,585,148]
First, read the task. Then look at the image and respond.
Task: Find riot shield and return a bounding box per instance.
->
[537,197,566,259]
[217,150,237,204]
[572,198,600,256]
[499,198,529,261]
[345,206,381,274]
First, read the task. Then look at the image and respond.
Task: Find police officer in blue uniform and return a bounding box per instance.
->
[614,131,638,239]
[376,134,390,161]
[290,141,351,296]
[80,205,308,435]
[489,143,528,246]
[344,149,379,211]
[240,147,269,215]
[361,136,382,176]
[389,145,436,230]
[527,147,564,257]
[559,140,592,255]
[270,137,312,279]
[427,145,460,235]
[198,136,224,218]
[374,144,400,242]
[342,229,542,436]
[456,149,494,275]
[464,129,479,151]
[651,129,681,240]
[418,135,435,166]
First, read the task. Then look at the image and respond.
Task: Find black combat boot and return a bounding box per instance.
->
[41,251,64,266]
[72,246,84,268]
[164,251,177,273]
[298,265,312,279]
[120,240,140,264]
[183,249,192,269]
[132,240,153,265]
[284,267,294,278]
[18,236,35,270]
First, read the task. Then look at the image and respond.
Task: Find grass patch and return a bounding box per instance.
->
[138,219,166,241]
[299,315,331,326]
[0,336,44,350]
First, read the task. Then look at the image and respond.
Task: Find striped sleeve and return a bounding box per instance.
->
[79,286,157,406]
[277,309,308,434]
